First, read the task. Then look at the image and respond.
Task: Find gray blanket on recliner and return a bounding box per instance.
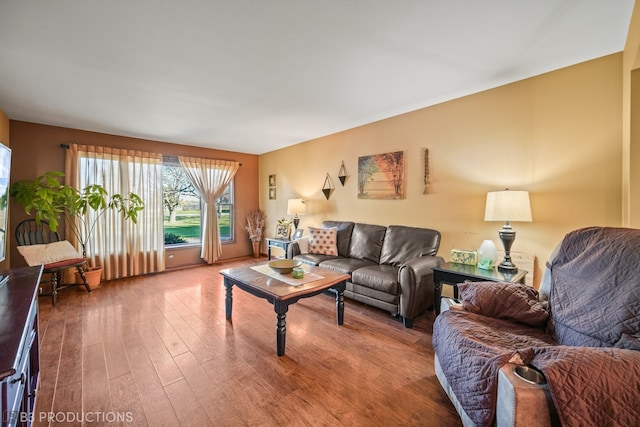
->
[433,227,640,426]
[523,346,640,427]
[433,311,554,426]
[547,226,640,349]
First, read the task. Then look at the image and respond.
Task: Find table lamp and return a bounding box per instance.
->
[287,198,306,230]
[484,189,532,273]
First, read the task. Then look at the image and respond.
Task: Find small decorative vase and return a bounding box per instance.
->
[252,241,261,258]
[478,240,498,264]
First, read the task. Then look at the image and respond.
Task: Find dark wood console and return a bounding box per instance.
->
[0,266,43,427]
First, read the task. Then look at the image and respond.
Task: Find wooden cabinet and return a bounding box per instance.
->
[0,266,43,427]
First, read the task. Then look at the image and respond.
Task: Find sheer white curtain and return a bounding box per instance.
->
[65,144,165,279]
[178,156,240,264]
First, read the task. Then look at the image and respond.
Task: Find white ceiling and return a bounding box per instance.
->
[0,1,635,155]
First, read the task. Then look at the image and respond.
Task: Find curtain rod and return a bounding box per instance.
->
[163,154,242,166]
[61,145,241,166]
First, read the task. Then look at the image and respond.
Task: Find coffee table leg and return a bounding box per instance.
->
[274,302,288,356]
[224,278,233,320]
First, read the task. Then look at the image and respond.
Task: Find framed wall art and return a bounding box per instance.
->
[357,151,405,199]
[268,174,276,200]
[292,228,303,240]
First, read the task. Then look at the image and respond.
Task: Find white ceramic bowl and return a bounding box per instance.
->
[267,259,302,274]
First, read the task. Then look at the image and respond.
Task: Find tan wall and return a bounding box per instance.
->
[8,121,259,269]
[624,1,640,227]
[260,54,624,287]
[0,108,9,271]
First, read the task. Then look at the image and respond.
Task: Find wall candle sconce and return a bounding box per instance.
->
[423,148,429,194]
[322,173,334,200]
[338,161,347,186]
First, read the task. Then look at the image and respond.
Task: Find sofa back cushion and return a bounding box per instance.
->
[322,221,355,257]
[380,225,441,267]
[348,223,387,263]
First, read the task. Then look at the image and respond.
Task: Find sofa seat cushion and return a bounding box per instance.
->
[294,253,341,266]
[351,264,399,295]
[347,283,399,305]
[319,257,376,274]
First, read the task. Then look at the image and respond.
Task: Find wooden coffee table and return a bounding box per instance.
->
[219,264,350,356]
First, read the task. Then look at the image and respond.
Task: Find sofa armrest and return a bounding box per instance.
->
[496,363,559,427]
[287,237,310,258]
[287,241,301,258]
[398,255,445,319]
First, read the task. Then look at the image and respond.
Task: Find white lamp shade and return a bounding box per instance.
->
[287,198,306,216]
[484,190,532,222]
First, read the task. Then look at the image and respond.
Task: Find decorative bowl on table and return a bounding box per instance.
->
[268,259,302,274]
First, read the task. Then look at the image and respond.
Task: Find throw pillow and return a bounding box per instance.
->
[308,227,338,256]
[295,236,310,254]
[17,240,84,267]
[458,281,549,327]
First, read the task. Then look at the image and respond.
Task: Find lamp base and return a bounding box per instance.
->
[293,217,300,230]
[498,261,518,273]
[498,225,518,273]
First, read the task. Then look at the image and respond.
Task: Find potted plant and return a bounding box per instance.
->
[10,171,144,288]
[245,209,266,257]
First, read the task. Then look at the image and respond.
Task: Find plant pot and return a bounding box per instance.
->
[76,266,103,291]
[252,241,261,258]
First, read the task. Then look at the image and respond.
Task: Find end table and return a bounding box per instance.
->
[265,237,292,260]
[433,262,527,315]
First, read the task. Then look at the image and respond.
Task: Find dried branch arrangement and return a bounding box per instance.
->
[245,209,266,242]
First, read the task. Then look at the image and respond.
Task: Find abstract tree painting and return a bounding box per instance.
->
[357,151,405,199]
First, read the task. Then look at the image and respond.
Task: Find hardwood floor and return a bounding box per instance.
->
[32,257,461,427]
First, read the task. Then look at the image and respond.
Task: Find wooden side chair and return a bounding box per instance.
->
[15,219,91,306]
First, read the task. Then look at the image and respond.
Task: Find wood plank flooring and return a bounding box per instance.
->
[32,257,461,427]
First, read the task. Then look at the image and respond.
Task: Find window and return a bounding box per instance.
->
[162,160,234,245]
[217,182,234,242]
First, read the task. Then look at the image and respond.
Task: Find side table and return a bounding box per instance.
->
[265,237,292,260]
[433,262,527,315]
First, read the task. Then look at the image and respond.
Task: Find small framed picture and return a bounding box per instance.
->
[268,174,276,187]
[292,228,303,240]
[276,224,290,239]
[269,187,276,200]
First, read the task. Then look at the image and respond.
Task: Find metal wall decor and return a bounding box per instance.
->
[423,148,429,194]
[338,161,347,186]
[357,151,405,199]
[322,173,334,200]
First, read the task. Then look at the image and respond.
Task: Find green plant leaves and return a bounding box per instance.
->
[10,171,145,254]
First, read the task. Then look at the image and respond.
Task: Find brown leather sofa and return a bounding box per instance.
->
[287,221,443,327]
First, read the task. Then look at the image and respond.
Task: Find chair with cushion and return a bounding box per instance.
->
[15,219,90,306]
